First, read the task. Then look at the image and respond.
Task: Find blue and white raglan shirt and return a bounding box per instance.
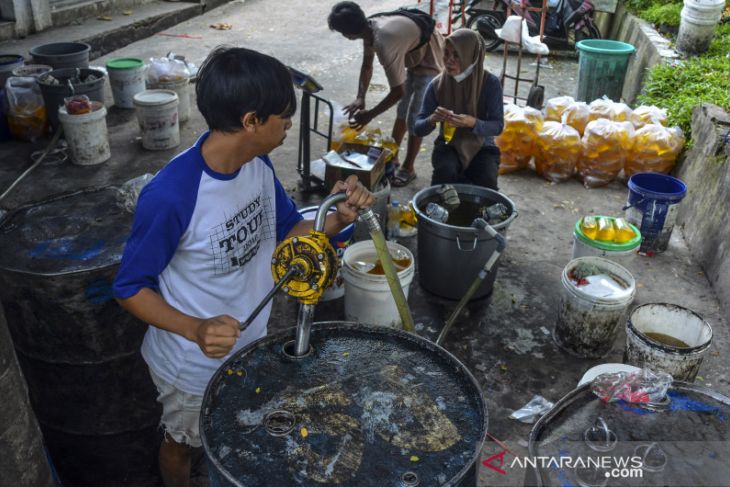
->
[113,132,302,396]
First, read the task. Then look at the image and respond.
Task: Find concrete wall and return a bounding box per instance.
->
[609,2,679,104]
[676,103,730,316]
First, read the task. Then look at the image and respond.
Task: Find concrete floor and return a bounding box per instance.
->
[0,0,727,486]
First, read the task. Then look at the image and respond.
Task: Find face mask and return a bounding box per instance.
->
[452,61,476,83]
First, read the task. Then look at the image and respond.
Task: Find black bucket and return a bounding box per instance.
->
[201,322,487,486]
[0,305,55,487]
[37,67,106,130]
[29,42,90,70]
[412,184,517,300]
[0,187,161,487]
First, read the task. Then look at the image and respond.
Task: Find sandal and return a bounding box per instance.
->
[391,169,417,187]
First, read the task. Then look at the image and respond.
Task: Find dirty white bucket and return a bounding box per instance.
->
[624,303,712,382]
[298,205,354,301]
[133,89,180,150]
[58,102,111,166]
[572,218,641,269]
[342,240,415,328]
[107,58,146,109]
[676,0,725,55]
[554,256,636,358]
[150,77,190,123]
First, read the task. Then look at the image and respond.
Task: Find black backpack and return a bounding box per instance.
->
[369,8,437,52]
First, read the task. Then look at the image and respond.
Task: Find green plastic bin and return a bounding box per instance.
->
[575,39,636,102]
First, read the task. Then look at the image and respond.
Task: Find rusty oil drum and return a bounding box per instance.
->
[526,382,730,486]
[201,322,488,486]
[0,187,161,486]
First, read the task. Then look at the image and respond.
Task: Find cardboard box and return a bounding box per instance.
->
[324,143,390,191]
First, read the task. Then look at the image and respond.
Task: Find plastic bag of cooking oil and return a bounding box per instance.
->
[496,104,543,174]
[625,125,684,177]
[563,101,590,135]
[630,105,668,129]
[545,95,574,122]
[587,97,614,122]
[534,120,582,182]
[5,76,47,141]
[579,119,635,188]
[611,102,633,122]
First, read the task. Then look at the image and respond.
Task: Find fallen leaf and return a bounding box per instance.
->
[97,15,113,21]
[300,427,309,438]
[122,10,133,15]
[210,22,233,30]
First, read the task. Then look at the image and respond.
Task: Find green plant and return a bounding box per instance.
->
[642,2,683,28]
[639,57,730,138]
[707,23,730,57]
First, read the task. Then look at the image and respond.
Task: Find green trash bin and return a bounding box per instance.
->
[575,39,636,102]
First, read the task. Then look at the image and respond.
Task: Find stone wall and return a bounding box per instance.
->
[609,2,679,104]
[676,104,730,315]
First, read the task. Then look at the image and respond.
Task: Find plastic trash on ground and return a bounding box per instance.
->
[591,368,673,404]
[496,104,543,174]
[579,119,635,188]
[545,95,574,122]
[562,101,590,135]
[509,395,555,423]
[631,105,668,129]
[117,173,155,213]
[626,125,684,177]
[534,120,582,183]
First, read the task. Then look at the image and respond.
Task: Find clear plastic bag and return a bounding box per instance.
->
[509,395,555,423]
[579,119,635,188]
[591,369,672,404]
[147,55,191,85]
[626,125,684,177]
[117,173,155,213]
[5,76,47,141]
[64,94,92,115]
[534,120,582,183]
[496,104,543,174]
[587,97,614,122]
[545,95,575,122]
[631,105,668,129]
[562,101,590,135]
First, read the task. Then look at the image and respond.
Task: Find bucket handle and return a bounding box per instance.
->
[456,234,478,252]
[622,198,644,211]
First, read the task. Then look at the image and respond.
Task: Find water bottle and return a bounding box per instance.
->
[425,202,449,223]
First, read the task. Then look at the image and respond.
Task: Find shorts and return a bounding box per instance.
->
[396,71,434,135]
[149,369,204,447]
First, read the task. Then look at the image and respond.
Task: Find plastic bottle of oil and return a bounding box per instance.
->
[581,216,598,240]
[596,217,615,241]
[613,218,636,243]
[399,202,418,237]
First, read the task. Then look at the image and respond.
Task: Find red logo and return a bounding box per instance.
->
[483,450,508,475]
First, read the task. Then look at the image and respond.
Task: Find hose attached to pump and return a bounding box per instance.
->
[436,217,506,346]
[358,208,415,333]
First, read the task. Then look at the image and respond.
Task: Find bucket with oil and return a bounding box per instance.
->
[624,303,712,382]
[341,240,414,328]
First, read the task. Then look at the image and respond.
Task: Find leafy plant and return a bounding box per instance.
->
[642,2,683,28]
[639,57,730,137]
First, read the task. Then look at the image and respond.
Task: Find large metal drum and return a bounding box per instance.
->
[0,187,161,486]
[201,322,487,486]
[527,381,730,486]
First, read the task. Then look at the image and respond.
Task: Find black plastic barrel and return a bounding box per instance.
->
[29,42,90,70]
[0,187,161,487]
[38,67,106,130]
[412,184,517,300]
[201,322,487,487]
[0,305,55,487]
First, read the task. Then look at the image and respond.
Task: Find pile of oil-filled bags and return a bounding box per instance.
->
[495,96,684,187]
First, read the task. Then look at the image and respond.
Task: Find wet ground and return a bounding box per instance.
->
[0,0,727,486]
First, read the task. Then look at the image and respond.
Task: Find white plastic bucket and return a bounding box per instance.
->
[554,256,636,358]
[133,89,180,150]
[342,240,415,328]
[571,235,638,268]
[676,0,725,55]
[298,206,354,301]
[150,77,190,123]
[624,303,712,382]
[58,103,111,166]
[107,58,146,109]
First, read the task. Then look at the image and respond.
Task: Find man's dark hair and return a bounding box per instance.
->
[328,1,368,36]
[195,46,296,132]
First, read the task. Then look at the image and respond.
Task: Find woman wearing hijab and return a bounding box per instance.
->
[414,28,504,189]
